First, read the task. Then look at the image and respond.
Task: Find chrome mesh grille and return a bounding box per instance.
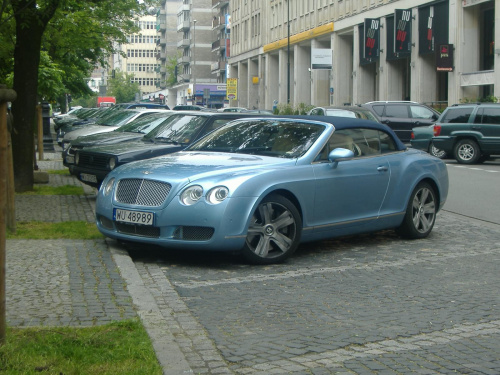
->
[116,179,171,207]
[115,223,160,238]
[172,226,214,241]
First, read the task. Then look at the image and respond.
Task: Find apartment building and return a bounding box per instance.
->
[114,15,160,97]
[228,0,499,110]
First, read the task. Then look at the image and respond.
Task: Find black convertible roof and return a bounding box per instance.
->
[249,114,407,151]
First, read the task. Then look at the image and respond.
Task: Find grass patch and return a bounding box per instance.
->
[18,185,85,196]
[46,169,71,175]
[0,319,163,375]
[7,221,104,239]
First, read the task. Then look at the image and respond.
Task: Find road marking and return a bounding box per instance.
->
[448,164,499,173]
[235,320,500,374]
[171,246,497,289]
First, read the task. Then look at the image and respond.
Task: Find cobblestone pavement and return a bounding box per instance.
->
[6,156,136,327]
[128,211,500,374]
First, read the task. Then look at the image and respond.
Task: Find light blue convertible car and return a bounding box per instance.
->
[95,116,449,264]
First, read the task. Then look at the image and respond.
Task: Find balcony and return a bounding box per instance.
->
[177,4,190,14]
[211,60,227,73]
[177,39,191,48]
[212,0,229,8]
[212,38,228,52]
[177,56,190,65]
[178,73,191,82]
[177,20,190,32]
[211,15,227,30]
[460,70,495,87]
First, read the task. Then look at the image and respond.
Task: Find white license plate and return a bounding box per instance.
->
[80,173,97,183]
[114,209,154,226]
[66,155,75,164]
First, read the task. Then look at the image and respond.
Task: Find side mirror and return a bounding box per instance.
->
[328,148,355,167]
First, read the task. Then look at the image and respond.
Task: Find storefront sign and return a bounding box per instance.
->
[364,18,380,61]
[226,78,237,100]
[311,48,332,70]
[394,9,412,56]
[436,44,454,71]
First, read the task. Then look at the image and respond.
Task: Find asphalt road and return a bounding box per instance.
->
[127,158,500,374]
[443,159,500,225]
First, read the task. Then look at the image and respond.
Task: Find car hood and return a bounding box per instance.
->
[110,151,294,185]
[72,132,143,147]
[64,125,119,141]
[81,139,184,157]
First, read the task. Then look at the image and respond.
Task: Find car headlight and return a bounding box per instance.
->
[206,186,229,204]
[103,177,115,196]
[180,185,203,206]
[62,142,70,151]
[75,152,79,165]
[108,157,116,170]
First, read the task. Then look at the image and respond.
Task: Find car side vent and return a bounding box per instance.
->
[116,178,171,207]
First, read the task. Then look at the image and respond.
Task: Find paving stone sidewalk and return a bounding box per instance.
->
[6,155,137,327]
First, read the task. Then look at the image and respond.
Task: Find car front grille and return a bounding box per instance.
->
[172,226,214,241]
[115,223,160,238]
[78,152,109,169]
[116,178,171,207]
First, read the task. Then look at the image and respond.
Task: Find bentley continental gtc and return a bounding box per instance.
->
[95,116,449,264]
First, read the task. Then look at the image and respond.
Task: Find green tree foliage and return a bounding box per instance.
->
[0,0,146,192]
[166,54,180,87]
[107,70,141,104]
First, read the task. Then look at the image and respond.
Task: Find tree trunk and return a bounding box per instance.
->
[10,3,51,192]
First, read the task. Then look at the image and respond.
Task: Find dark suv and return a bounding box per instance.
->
[432,103,500,164]
[361,101,439,142]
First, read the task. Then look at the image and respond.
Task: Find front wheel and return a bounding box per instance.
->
[396,182,437,239]
[454,139,481,164]
[241,194,302,264]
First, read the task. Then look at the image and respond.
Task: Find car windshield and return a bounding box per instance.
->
[187,119,325,158]
[114,113,174,134]
[143,114,206,144]
[96,111,142,126]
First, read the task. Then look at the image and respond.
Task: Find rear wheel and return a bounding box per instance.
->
[242,194,301,264]
[454,139,481,164]
[396,182,437,239]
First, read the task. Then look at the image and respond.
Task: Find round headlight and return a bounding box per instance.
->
[206,186,229,204]
[109,157,116,170]
[75,152,80,165]
[180,185,203,206]
[103,177,115,196]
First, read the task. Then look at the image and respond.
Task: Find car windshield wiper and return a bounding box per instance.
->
[154,137,180,145]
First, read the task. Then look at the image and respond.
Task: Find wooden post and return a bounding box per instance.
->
[37,104,44,162]
[0,84,17,346]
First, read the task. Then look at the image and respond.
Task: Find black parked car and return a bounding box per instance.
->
[361,101,439,142]
[71,112,270,188]
[63,111,175,173]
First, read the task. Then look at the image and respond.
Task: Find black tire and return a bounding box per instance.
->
[396,182,437,239]
[454,139,481,164]
[429,142,447,159]
[241,194,302,264]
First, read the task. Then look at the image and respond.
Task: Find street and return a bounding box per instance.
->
[124,158,500,374]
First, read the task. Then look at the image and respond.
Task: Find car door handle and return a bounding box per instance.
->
[472,126,481,130]
[377,166,388,172]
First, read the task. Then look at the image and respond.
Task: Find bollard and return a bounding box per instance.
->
[0,84,17,346]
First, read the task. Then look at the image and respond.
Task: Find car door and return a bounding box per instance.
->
[410,105,438,128]
[473,107,500,153]
[381,104,413,142]
[311,128,391,234]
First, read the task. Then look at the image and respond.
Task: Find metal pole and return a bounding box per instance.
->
[192,19,197,105]
[287,0,290,104]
